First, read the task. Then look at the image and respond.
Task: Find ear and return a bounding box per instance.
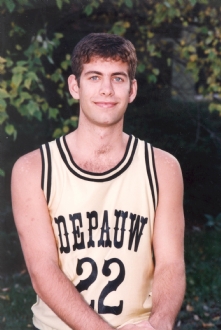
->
[128,79,137,103]
[68,74,80,100]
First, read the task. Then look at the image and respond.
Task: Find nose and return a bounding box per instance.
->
[99,77,114,96]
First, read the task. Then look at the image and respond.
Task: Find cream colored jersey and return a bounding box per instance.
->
[32,135,158,330]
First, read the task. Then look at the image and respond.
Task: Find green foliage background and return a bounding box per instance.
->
[0,0,221,230]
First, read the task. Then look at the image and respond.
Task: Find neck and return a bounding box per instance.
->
[65,123,129,173]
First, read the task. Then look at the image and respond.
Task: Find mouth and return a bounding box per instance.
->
[94,102,117,108]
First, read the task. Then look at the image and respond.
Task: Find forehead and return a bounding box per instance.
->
[81,57,129,75]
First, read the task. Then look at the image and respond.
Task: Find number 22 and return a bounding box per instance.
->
[75,257,125,315]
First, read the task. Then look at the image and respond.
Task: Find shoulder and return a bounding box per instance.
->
[11,149,42,187]
[153,147,181,170]
[153,147,183,192]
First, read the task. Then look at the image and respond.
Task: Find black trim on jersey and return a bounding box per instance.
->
[145,143,157,210]
[40,146,45,191]
[45,142,52,204]
[151,145,159,198]
[56,137,138,182]
[62,135,133,177]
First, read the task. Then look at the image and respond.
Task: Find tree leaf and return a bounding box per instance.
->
[24,78,32,89]
[5,123,15,136]
[26,71,38,81]
[53,128,63,138]
[0,57,7,63]
[5,0,15,13]
[0,99,7,112]
[12,73,22,87]
[137,63,146,73]
[111,22,126,36]
[47,56,54,64]
[54,33,63,39]
[16,60,27,66]
[56,0,62,10]
[12,66,27,74]
[167,58,172,66]
[0,112,8,124]
[164,1,171,8]
[20,92,32,102]
[42,102,48,112]
[152,68,160,75]
[63,125,69,133]
[0,168,5,177]
[27,100,40,116]
[33,110,42,121]
[49,107,59,119]
[84,4,93,16]
[209,103,221,112]
[61,60,70,70]
[189,0,197,6]
[148,74,157,83]
[204,214,214,222]
[200,26,208,34]
[67,97,78,106]
[188,45,196,53]
[0,88,9,98]
[6,58,13,68]
[124,0,133,8]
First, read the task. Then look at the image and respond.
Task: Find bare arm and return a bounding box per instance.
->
[147,148,185,330]
[119,149,185,330]
[11,150,113,330]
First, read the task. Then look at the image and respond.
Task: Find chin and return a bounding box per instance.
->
[99,119,123,128]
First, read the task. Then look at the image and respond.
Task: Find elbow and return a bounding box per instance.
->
[27,259,59,298]
[154,259,186,289]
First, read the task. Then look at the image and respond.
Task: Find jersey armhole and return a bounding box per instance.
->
[40,146,45,191]
[145,143,159,210]
[40,143,52,204]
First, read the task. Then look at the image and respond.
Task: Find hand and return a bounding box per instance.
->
[119,320,156,330]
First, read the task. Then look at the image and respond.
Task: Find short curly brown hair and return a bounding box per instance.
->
[71,33,137,86]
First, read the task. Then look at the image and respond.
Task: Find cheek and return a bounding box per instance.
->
[118,85,130,97]
[79,88,91,101]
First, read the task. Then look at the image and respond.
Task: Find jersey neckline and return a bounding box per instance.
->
[56,135,138,182]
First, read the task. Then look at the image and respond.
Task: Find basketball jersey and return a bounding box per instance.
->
[32,134,158,330]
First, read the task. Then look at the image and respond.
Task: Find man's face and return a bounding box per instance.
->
[68,57,137,128]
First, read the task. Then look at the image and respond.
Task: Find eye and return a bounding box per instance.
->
[114,77,123,82]
[90,76,99,81]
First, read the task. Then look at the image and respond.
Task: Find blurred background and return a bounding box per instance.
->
[0,0,221,329]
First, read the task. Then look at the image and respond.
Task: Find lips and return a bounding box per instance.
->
[94,102,117,108]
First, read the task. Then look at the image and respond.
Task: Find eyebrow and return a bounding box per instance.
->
[84,70,128,77]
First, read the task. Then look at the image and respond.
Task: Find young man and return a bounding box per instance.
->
[11,33,185,330]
